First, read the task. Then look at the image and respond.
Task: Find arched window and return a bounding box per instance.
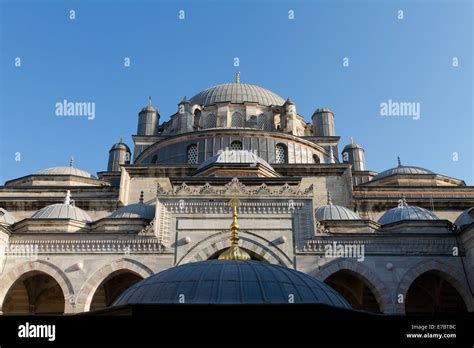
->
[275,144,287,164]
[231,112,245,127]
[313,154,320,164]
[193,109,201,130]
[230,141,243,150]
[187,144,198,164]
[204,114,217,128]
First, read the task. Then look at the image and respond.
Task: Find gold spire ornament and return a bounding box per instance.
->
[218,197,251,261]
[235,70,240,84]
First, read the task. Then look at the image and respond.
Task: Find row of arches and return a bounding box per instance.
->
[1,258,470,315]
[195,111,273,130]
[186,141,289,164]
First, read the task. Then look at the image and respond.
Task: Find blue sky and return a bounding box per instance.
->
[0,0,472,184]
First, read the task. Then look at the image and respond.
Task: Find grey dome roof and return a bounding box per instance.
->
[0,208,17,225]
[197,150,274,171]
[31,191,92,222]
[36,166,95,179]
[455,207,474,227]
[110,142,130,152]
[113,260,351,308]
[109,203,155,219]
[343,143,363,151]
[190,83,285,107]
[378,201,438,225]
[315,205,361,221]
[373,157,433,181]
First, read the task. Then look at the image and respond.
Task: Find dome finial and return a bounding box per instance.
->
[398,193,407,207]
[350,136,354,144]
[218,197,251,261]
[397,156,402,167]
[148,96,152,106]
[139,190,144,203]
[64,190,71,205]
[235,70,240,84]
[69,157,74,167]
[327,191,333,205]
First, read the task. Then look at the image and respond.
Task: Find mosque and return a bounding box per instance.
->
[0,73,473,315]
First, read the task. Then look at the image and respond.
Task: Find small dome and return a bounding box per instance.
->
[373,157,433,181]
[108,192,154,219]
[455,208,474,227]
[140,97,157,113]
[197,150,274,171]
[31,191,92,222]
[0,208,17,225]
[315,192,361,221]
[313,108,333,114]
[378,198,438,225]
[189,83,285,107]
[113,260,351,308]
[110,141,130,152]
[37,158,95,179]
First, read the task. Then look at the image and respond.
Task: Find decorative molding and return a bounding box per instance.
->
[8,238,168,254]
[156,177,313,197]
[298,237,458,255]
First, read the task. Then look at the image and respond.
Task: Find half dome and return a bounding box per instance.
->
[189,83,285,107]
[113,260,351,308]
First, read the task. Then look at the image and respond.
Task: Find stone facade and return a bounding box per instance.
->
[0,79,473,315]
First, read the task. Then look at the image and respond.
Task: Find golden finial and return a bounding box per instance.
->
[235,70,240,84]
[218,197,250,261]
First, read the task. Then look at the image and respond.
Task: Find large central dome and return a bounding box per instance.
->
[189,83,285,107]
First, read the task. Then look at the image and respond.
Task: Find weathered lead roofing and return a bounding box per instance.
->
[36,166,95,178]
[31,191,92,222]
[372,157,434,181]
[113,260,351,307]
[314,192,361,221]
[378,198,438,225]
[189,83,285,107]
[454,207,474,227]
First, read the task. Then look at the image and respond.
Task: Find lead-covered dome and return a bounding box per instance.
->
[373,157,433,181]
[378,198,438,225]
[455,207,474,227]
[315,192,361,221]
[113,260,351,308]
[36,159,95,179]
[31,191,92,222]
[108,192,155,219]
[190,83,285,107]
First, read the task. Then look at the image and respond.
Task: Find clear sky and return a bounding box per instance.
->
[0,0,472,184]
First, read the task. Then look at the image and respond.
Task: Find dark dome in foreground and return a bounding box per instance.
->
[113,260,350,308]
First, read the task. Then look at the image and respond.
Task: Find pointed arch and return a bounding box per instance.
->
[75,258,153,312]
[0,260,75,314]
[313,258,392,313]
[396,259,473,314]
[177,230,293,267]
